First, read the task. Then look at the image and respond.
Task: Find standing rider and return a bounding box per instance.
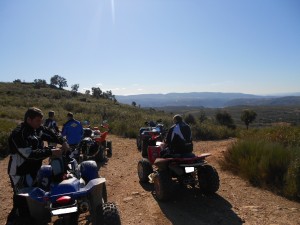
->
[61,112,83,159]
[44,110,60,147]
[6,107,69,225]
[44,110,60,134]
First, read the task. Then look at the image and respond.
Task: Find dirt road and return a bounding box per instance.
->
[1,135,299,225]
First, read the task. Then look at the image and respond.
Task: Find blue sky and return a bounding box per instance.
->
[0,0,299,96]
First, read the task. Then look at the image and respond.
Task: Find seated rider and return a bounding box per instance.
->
[162,114,194,158]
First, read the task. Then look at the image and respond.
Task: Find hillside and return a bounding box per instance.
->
[1,82,300,131]
[0,82,172,139]
[116,92,300,108]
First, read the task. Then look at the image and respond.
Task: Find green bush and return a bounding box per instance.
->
[221,136,300,201]
[238,126,300,147]
[192,121,236,140]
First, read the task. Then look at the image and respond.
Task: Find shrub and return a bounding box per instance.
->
[238,126,300,147]
[283,148,300,199]
[192,121,236,140]
[220,137,300,200]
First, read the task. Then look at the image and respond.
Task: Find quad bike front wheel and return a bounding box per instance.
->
[197,164,220,194]
[137,158,153,183]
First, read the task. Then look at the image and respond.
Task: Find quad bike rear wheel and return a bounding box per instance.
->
[90,202,121,225]
[153,171,173,201]
[197,164,220,194]
[103,202,121,225]
[137,158,153,182]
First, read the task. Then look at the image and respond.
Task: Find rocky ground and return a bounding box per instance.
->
[1,135,299,225]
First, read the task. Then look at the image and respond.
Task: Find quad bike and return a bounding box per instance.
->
[136,119,166,157]
[137,135,220,201]
[73,121,112,163]
[93,123,112,162]
[16,153,121,225]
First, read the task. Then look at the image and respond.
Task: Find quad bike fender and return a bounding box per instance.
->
[17,187,51,223]
[47,177,105,202]
[84,177,106,210]
[50,178,106,218]
[196,153,211,159]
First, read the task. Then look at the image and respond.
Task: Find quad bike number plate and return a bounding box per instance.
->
[185,167,195,173]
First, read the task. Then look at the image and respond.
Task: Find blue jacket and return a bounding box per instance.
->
[61,119,83,145]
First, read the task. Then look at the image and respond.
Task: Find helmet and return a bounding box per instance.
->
[173,114,183,123]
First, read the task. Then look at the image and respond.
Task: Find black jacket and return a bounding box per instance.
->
[44,118,60,133]
[165,121,193,154]
[8,122,64,177]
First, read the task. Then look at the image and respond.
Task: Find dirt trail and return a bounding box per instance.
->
[1,135,299,225]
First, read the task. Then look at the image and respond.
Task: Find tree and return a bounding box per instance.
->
[132,101,137,107]
[91,87,102,99]
[13,79,21,83]
[215,110,236,129]
[85,90,91,95]
[33,79,47,88]
[50,75,68,89]
[241,109,257,130]
[71,84,79,96]
[71,84,79,92]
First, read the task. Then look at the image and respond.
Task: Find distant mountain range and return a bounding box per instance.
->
[115,92,300,108]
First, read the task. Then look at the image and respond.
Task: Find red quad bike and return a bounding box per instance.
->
[93,122,113,162]
[78,122,112,163]
[137,135,220,201]
[136,120,166,158]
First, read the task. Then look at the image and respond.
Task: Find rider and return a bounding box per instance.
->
[44,110,60,147]
[44,110,60,134]
[162,114,193,157]
[6,107,69,225]
[61,112,83,159]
